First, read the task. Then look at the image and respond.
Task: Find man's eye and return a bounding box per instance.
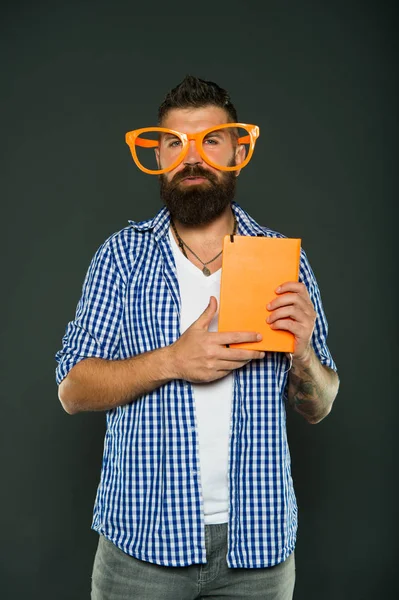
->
[204,138,218,145]
[168,139,181,148]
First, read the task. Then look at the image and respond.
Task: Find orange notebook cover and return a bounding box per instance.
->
[218,235,301,352]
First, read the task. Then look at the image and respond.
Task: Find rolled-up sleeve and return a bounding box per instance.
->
[55,241,125,385]
[298,248,337,372]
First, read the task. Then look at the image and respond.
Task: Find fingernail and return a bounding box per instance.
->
[266,303,271,310]
[256,333,262,341]
[276,286,281,293]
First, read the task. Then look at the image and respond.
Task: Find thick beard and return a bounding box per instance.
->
[159,163,237,226]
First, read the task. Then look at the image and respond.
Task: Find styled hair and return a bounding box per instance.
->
[158,75,238,124]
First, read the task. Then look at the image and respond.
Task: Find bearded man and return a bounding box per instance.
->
[55,75,339,600]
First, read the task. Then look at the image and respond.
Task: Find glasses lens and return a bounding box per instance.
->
[133,129,184,173]
[200,125,251,170]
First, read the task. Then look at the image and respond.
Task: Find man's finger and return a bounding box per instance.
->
[218,348,265,361]
[274,281,306,294]
[267,306,301,324]
[267,293,309,312]
[192,296,218,330]
[213,331,263,346]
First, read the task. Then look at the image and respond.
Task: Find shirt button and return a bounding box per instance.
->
[190,426,196,433]
[192,470,197,476]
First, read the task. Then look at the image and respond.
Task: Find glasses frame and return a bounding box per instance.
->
[125,123,260,175]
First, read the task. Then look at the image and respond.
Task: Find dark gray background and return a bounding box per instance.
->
[1,1,396,599]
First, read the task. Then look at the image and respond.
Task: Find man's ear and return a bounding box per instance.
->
[234,144,246,177]
[154,147,160,168]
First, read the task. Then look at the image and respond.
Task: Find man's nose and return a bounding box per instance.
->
[183,140,203,166]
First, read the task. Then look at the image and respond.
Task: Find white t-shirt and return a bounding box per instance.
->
[169,228,233,524]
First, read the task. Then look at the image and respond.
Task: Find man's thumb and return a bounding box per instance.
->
[195,296,218,329]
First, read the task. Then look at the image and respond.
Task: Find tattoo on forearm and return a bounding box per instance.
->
[287,357,339,423]
[288,365,325,420]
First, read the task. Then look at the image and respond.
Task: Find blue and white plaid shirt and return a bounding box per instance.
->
[55,201,336,568]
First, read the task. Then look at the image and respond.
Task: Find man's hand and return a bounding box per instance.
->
[266,281,316,362]
[169,296,265,384]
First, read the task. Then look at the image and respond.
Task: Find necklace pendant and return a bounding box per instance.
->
[202,266,211,277]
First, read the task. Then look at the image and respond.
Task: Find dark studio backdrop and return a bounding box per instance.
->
[1,1,396,599]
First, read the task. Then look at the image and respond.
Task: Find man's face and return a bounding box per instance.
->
[157,106,245,226]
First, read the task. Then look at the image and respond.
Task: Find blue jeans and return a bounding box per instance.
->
[91,523,295,599]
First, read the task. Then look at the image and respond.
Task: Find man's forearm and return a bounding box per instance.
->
[58,346,176,415]
[287,347,339,424]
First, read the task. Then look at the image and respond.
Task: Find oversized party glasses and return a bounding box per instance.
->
[125,123,260,175]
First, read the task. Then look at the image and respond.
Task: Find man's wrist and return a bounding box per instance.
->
[158,343,181,382]
[292,346,314,370]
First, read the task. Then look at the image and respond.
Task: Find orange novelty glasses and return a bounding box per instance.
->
[125,123,260,175]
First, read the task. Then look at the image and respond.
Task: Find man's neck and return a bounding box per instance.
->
[171,205,236,253]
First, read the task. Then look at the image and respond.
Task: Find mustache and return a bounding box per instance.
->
[170,166,218,186]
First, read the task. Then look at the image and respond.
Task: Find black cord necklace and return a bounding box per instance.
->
[170,213,238,276]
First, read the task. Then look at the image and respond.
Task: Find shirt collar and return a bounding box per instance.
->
[128,206,171,242]
[128,201,267,241]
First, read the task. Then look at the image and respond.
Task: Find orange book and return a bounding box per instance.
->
[218,235,301,352]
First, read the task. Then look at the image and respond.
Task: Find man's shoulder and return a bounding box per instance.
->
[102,210,163,254]
[233,203,287,239]
[90,218,157,282]
[100,223,147,254]
[257,224,288,239]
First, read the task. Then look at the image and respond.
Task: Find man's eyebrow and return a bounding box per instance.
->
[161,132,180,139]
[204,130,226,137]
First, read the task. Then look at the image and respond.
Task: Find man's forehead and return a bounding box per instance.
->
[161,106,230,133]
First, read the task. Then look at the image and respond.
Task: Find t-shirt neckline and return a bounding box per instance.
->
[168,227,222,281]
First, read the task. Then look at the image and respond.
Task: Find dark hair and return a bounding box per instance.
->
[158,75,238,124]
